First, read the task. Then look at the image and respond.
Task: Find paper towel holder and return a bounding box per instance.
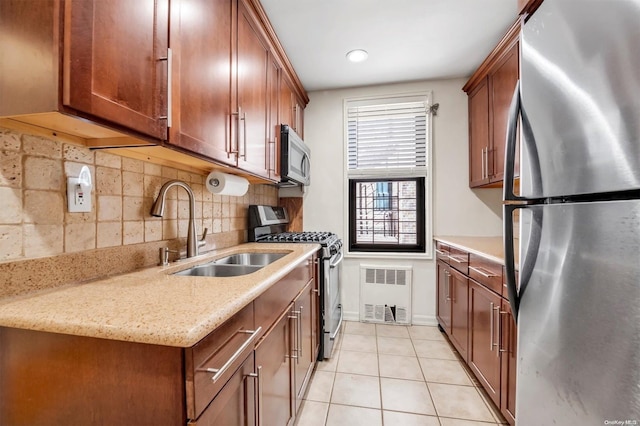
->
[205,171,250,196]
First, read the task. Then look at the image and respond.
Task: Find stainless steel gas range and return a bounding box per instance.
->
[248,205,343,359]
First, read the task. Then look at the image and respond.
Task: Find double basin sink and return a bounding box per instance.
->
[174,252,287,277]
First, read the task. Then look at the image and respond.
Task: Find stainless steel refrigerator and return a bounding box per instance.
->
[502,1,640,424]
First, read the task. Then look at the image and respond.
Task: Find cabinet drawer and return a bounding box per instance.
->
[469,254,503,295]
[189,351,256,426]
[185,303,257,420]
[255,257,311,334]
[435,242,450,263]
[448,246,469,275]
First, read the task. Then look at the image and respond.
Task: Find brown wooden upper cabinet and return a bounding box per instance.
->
[0,0,169,141]
[280,73,305,139]
[0,0,308,182]
[463,20,520,188]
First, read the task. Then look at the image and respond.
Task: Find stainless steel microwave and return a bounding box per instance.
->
[280,124,310,186]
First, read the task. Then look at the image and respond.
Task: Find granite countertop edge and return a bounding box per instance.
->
[0,242,320,348]
[433,235,519,267]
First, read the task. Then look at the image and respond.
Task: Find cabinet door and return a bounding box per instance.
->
[279,75,295,129]
[192,352,256,426]
[489,41,519,183]
[293,96,305,138]
[500,300,517,425]
[468,78,490,187]
[64,0,168,140]
[255,307,293,426]
[236,0,269,179]
[449,267,469,361]
[168,0,235,165]
[468,280,502,406]
[267,53,281,181]
[436,261,452,331]
[293,281,314,412]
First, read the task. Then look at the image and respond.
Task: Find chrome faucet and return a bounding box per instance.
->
[150,180,207,258]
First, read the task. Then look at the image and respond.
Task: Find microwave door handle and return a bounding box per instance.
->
[302,153,310,176]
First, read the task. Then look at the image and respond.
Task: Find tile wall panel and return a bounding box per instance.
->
[0,127,279,297]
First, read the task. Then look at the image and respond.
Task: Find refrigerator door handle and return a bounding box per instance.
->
[503,204,521,322]
[504,80,543,202]
[504,81,522,202]
[504,203,544,324]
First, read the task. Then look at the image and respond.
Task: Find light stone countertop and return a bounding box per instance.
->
[0,243,320,348]
[434,235,519,266]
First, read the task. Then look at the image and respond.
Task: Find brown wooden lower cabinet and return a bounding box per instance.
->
[0,253,319,425]
[436,260,469,361]
[449,267,469,361]
[293,280,316,411]
[436,260,452,331]
[255,306,294,426]
[190,352,257,426]
[435,244,517,425]
[0,327,186,426]
[468,279,502,406]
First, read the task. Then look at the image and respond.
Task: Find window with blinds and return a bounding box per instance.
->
[345,94,431,253]
[347,99,427,171]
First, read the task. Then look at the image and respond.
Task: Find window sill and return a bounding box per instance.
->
[345,251,433,261]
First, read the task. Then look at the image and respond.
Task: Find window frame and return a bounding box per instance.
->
[348,177,426,253]
[343,92,434,258]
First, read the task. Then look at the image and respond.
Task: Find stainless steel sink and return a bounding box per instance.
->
[173,264,262,277]
[172,252,288,277]
[213,252,287,266]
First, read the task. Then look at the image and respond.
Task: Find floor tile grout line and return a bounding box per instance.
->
[310,322,504,426]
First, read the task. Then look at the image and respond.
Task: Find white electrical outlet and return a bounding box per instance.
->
[67,166,92,213]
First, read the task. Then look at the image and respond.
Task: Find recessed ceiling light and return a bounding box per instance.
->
[346,49,368,63]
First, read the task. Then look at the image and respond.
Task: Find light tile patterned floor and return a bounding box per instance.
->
[295,321,508,426]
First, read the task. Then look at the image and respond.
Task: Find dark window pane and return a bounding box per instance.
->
[349,177,425,253]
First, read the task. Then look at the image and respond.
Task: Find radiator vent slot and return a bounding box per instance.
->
[360,265,412,325]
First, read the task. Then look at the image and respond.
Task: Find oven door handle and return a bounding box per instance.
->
[329,251,344,268]
[330,304,343,340]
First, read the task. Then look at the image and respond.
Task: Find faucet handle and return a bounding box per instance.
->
[198,228,208,248]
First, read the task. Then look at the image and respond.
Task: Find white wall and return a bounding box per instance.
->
[301,78,503,325]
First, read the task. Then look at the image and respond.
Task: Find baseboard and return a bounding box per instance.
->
[410,314,438,326]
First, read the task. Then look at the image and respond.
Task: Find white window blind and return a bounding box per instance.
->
[347,96,429,172]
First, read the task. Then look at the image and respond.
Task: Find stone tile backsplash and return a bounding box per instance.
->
[0,127,278,265]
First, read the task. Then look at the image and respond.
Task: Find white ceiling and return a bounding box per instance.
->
[260,0,519,92]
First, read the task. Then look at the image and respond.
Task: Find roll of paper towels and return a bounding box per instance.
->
[205,171,249,196]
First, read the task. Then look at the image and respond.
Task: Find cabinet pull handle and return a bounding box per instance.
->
[489,302,495,352]
[445,271,451,302]
[288,313,299,359]
[231,106,243,157]
[205,326,262,383]
[499,310,509,353]
[435,248,447,256]
[494,305,501,357]
[241,110,247,159]
[481,147,485,180]
[298,306,304,359]
[158,48,172,128]
[291,310,302,364]
[485,146,490,179]
[448,255,466,264]
[469,266,497,278]
[248,365,263,426]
